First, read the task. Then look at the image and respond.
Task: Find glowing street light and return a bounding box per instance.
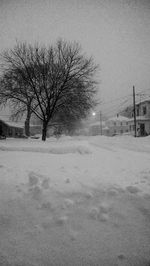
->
[92,111,103,135]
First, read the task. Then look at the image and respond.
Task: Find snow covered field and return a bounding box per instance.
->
[0,135,150,266]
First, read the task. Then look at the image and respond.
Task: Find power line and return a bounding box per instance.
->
[100,94,132,106]
[101,97,132,114]
[100,89,150,117]
[136,88,150,94]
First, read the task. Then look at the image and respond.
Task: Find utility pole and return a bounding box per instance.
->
[100,111,102,135]
[133,86,137,137]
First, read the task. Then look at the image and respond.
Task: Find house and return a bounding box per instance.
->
[105,115,130,136]
[0,119,24,137]
[120,99,150,136]
[128,116,150,136]
[134,99,150,136]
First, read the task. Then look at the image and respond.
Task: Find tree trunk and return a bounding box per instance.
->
[42,121,48,141]
[24,106,31,137]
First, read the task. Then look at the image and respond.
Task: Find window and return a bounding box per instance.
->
[143,106,147,115]
[136,109,139,116]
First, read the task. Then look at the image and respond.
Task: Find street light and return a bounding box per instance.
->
[92,111,103,135]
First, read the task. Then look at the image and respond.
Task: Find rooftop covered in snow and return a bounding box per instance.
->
[0,119,24,129]
[107,115,130,122]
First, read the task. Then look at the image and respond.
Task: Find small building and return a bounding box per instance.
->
[0,119,24,137]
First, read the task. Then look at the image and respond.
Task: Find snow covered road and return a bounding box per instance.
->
[0,135,150,265]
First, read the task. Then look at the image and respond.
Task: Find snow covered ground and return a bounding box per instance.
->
[0,135,150,265]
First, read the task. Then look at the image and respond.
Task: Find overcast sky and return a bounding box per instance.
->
[0,0,150,116]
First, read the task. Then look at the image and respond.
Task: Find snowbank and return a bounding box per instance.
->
[0,138,92,154]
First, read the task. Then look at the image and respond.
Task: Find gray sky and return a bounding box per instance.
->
[0,0,150,116]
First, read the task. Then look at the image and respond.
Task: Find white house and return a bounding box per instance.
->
[120,99,150,136]
[105,115,130,136]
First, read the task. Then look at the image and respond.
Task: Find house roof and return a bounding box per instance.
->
[135,97,150,106]
[128,116,150,122]
[108,115,129,122]
[0,119,24,129]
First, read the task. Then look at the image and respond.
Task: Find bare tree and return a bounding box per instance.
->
[0,40,99,141]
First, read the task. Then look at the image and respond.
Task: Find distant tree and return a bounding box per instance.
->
[0,40,99,141]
